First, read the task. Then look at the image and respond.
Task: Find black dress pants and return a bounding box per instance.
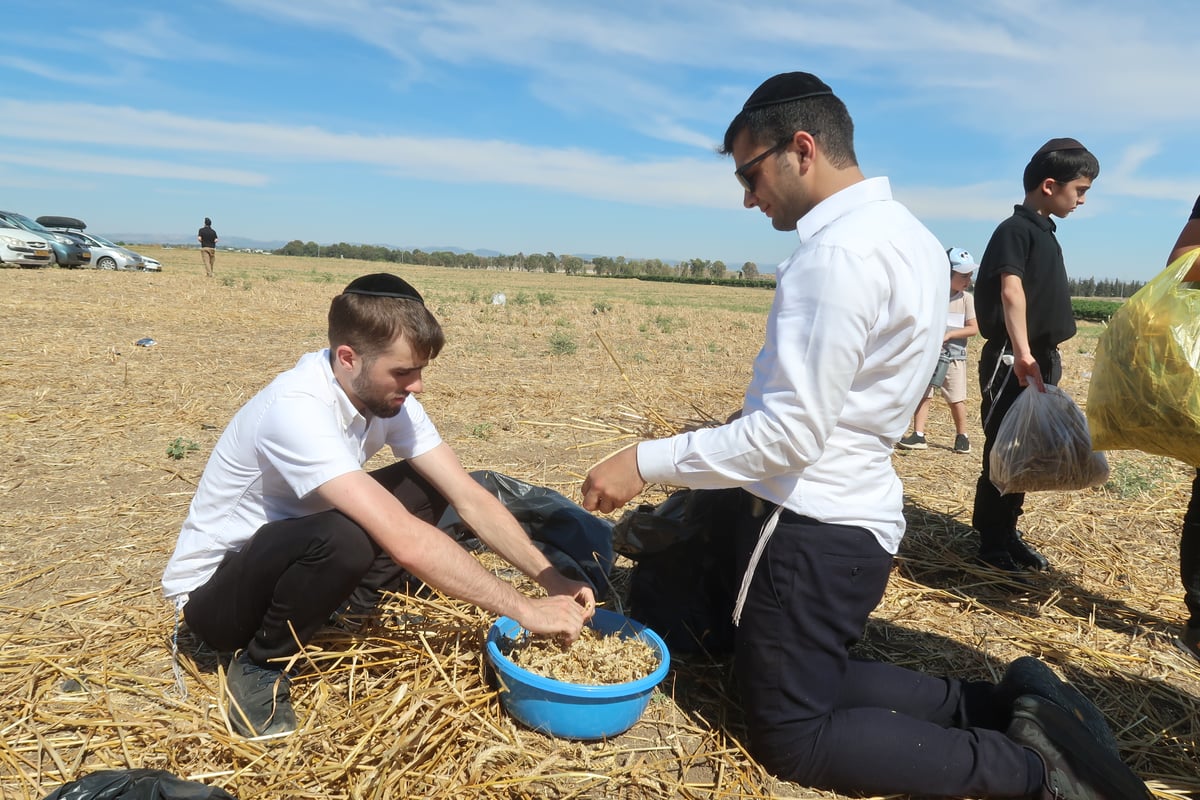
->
[183,462,449,666]
[733,496,1037,796]
[1181,469,1200,629]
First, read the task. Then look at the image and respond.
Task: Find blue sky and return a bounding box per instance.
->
[2,1,1197,281]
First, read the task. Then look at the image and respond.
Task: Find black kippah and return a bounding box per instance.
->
[1033,137,1086,157]
[742,71,834,111]
[342,273,424,304]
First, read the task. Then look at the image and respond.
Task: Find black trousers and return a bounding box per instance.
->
[734,496,1037,796]
[1182,469,1200,629]
[971,342,1062,551]
[183,462,448,666]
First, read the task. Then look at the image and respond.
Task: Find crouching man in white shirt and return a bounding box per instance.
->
[163,273,594,739]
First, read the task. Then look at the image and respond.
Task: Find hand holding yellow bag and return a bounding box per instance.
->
[1087,248,1200,466]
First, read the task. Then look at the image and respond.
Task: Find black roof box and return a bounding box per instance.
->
[37,215,86,230]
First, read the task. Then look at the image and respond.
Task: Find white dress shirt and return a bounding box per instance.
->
[637,177,948,554]
[162,349,443,600]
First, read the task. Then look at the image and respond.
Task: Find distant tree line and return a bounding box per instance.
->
[1066,276,1144,298]
[273,239,1147,296]
[273,240,772,284]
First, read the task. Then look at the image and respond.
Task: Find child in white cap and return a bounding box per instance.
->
[897,247,979,453]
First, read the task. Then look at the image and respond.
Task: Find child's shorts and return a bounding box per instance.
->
[925,359,967,404]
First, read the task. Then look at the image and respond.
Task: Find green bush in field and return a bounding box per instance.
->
[167,438,200,460]
[548,332,577,355]
[536,291,557,306]
[1072,298,1121,322]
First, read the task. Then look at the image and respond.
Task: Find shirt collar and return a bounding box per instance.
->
[319,348,367,429]
[1013,203,1057,233]
[794,176,893,243]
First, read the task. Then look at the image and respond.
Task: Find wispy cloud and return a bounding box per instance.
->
[0,99,728,203]
[0,149,268,187]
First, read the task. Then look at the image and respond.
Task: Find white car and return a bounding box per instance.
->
[0,225,54,267]
[56,230,145,271]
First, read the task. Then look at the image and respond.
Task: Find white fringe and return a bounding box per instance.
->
[731,504,783,626]
[170,597,188,700]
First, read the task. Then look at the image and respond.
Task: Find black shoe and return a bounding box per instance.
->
[1008,529,1050,571]
[953,434,971,454]
[979,530,1050,573]
[978,547,1025,572]
[1175,625,1200,664]
[1007,695,1151,799]
[996,657,1119,755]
[897,432,927,450]
[225,650,296,739]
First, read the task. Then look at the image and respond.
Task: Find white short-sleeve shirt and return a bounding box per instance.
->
[161,349,442,600]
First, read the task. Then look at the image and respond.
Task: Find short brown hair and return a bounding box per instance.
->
[327,292,445,362]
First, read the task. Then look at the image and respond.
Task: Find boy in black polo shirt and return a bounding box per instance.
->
[971,138,1100,573]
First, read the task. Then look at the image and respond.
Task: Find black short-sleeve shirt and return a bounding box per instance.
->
[974,204,1076,350]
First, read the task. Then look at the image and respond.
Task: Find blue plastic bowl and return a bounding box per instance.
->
[486,608,670,740]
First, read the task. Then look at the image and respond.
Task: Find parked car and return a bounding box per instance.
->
[54,229,145,271]
[138,254,162,272]
[0,225,54,267]
[0,210,90,268]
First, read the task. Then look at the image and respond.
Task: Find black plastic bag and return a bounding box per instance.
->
[42,769,236,800]
[438,470,615,600]
[613,488,744,656]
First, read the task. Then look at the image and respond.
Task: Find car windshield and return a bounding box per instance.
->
[3,211,52,234]
[89,233,119,247]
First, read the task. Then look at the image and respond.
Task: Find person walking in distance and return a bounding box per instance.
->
[198,217,218,278]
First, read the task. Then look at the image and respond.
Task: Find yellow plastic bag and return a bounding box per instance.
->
[1087,248,1200,466]
[990,384,1109,495]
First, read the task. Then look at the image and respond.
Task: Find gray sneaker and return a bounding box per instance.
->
[225,650,296,739]
[897,432,927,450]
[1007,695,1150,799]
[953,434,971,454]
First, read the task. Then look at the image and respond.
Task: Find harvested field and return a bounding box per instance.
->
[1,250,1197,799]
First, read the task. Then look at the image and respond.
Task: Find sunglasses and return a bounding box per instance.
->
[734,139,791,194]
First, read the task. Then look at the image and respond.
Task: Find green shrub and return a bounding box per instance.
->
[1072,299,1121,322]
[549,332,577,355]
[167,437,200,460]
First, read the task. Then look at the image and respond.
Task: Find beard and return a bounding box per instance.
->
[351,369,405,418]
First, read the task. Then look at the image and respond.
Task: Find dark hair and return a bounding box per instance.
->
[719,94,857,168]
[204,217,212,226]
[1022,147,1100,193]
[327,292,445,362]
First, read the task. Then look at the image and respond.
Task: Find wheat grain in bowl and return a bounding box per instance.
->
[500,624,659,684]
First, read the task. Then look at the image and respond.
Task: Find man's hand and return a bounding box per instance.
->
[515,593,592,644]
[581,445,645,514]
[1012,352,1046,392]
[537,569,596,612]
